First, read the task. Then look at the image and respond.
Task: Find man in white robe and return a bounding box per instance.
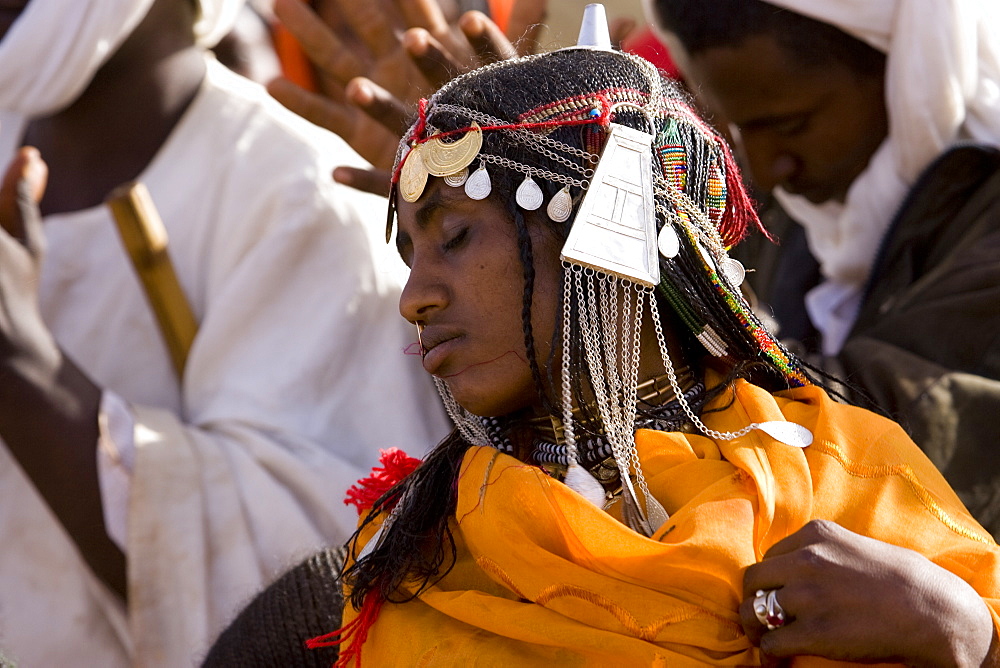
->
[0,0,448,665]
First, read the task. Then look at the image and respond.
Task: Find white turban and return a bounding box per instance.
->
[0,0,245,118]
[763,0,1000,353]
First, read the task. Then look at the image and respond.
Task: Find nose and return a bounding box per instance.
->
[399,258,449,323]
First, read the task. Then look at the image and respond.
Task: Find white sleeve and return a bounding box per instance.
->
[123,179,447,664]
[96,390,136,552]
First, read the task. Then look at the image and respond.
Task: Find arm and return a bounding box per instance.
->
[0,148,126,598]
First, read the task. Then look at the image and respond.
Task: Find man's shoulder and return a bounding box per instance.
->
[190,59,363,172]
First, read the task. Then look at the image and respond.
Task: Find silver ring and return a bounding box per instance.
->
[753,589,786,631]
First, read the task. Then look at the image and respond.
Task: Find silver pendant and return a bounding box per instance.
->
[464,164,491,200]
[657,223,680,259]
[754,421,813,448]
[443,167,469,187]
[720,258,746,287]
[547,185,573,222]
[560,123,660,287]
[516,176,544,211]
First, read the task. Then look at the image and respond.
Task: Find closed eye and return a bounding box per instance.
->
[443,227,469,252]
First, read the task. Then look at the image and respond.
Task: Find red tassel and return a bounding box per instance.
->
[718,141,772,246]
[306,590,385,668]
[344,449,422,515]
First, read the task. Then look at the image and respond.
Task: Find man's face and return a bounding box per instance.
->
[0,0,29,42]
[687,34,888,204]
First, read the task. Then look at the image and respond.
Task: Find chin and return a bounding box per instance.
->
[446,377,535,419]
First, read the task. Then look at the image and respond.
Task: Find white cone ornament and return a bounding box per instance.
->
[575,4,613,50]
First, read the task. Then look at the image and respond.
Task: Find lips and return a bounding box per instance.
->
[419,326,464,375]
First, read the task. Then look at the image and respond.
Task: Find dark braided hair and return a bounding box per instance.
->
[343,47,819,610]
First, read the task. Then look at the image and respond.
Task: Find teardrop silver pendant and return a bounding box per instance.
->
[546,185,573,222]
[515,176,544,211]
[465,164,492,200]
[443,167,469,187]
[657,223,680,258]
[754,421,813,448]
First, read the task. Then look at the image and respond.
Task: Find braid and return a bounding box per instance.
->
[511,205,553,413]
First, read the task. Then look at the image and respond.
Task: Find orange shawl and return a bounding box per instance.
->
[343,380,1000,665]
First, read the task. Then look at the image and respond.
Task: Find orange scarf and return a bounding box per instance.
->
[343,380,999,666]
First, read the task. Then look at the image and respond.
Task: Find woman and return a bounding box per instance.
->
[209,12,1000,666]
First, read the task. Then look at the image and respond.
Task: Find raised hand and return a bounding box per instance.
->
[740,519,996,666]
[269,0,546,194]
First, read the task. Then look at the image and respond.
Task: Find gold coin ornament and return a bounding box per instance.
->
[421,123,483,176]
[399,146,429,203]
[399,123,483,202]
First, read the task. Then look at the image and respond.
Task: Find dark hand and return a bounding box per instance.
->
[741,520,996,667]
[268,0,545,194]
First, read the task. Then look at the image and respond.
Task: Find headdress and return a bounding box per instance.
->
[387,4,811,536]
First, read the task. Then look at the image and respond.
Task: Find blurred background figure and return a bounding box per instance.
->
[648,0,1000,533]
[212,0,283,83]
[0,0,446,664]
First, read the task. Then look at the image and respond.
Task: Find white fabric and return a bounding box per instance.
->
[766,0,1000,354]
[0,0,155,116]
[195,0,248,47]
[97,390,138,551]
[0,59,448,666]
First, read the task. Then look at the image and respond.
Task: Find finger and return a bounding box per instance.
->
[267,77,356,138]
[0,147,47,247]
[403,27,464,88]
[333,166,393,196]
[459,10,517,63]
[507,0,546,55]
[738,593,768,647]
[331,0,403,60]
[273,0,367,85]
[346,77,411,135]
[742,551,801,599]
[396,0,450,37]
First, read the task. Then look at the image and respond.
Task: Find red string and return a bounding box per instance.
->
[305,590,385,668]
[343,449,422,515]
[718,141,770,246]
[412,98,429,142]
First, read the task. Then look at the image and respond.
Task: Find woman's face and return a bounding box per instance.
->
[396,178,564,417]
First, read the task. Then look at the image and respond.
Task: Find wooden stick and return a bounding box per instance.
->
[106,182,197,379]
